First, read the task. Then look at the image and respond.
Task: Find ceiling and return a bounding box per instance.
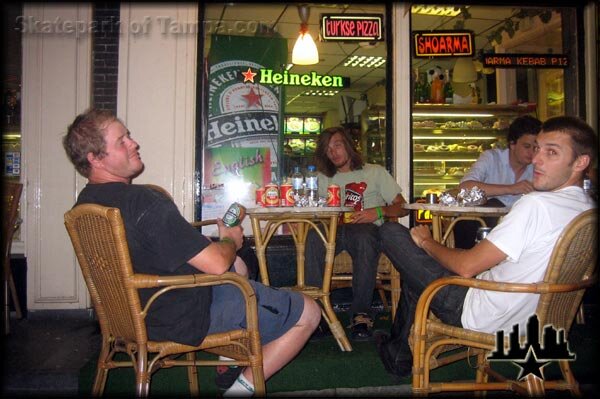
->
[202,4,562,116]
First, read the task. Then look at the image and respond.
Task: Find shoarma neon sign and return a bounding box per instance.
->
[242,67,350,88]
[413,30,474,57]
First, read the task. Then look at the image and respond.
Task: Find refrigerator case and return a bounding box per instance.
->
[361,106,386,166]
[282,115,322,175]
[411,104,536,199]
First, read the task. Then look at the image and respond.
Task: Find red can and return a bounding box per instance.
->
[327,184,341,207]
[255,187,265,207]
[264,183,279,207]
[280,183,294,206]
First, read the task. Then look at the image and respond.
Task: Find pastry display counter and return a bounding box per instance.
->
[412,104,535,198]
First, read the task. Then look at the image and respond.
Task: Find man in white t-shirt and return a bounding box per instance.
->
[376,116,597,379]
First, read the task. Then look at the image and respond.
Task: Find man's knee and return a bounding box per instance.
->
[299,295,321,329]
[380,222,409,248]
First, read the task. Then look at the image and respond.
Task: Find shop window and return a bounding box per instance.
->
[195,3,389,227]
[410,5,578,200]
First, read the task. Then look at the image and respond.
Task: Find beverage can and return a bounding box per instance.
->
[280,183,294,206]
[255,187,265,207]
[223,202,246,227]
[327,184,341,207]
[264,183,279,207]
[475,227,492,243]
[426,193,438,204]
[343,211,354,223]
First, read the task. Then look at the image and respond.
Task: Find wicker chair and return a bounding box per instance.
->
[331,251,400,320]
[410,208,597,397]
[64,204,265,396]
[3,181,24,334]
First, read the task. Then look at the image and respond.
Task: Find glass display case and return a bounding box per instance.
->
[282,114,322,173]
[3,93,22,242]
[361,106,386,166]
[412,104,536,199]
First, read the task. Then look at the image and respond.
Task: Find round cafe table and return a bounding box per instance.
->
[402,203,510,248]
[246,206,354,351]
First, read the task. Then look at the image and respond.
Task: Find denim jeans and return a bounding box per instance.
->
[305,223,380,315]
[379,222,468,356]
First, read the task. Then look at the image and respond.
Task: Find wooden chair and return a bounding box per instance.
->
[331,251,400,320]
[410,208,597,397]
[3,181,24,334]
[64,204,265,396]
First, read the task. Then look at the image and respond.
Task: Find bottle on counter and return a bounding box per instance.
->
[421,73,431,103]
[305,165,318,205]
[443,69,453,104]
[430,75,444,104]
[413,68,423,103]
[291,165,304,202]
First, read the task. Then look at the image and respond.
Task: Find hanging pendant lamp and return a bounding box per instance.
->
[292,5,319,65]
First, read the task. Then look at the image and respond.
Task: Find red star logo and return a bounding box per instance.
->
[242,87,263,108]
[241,68,257,83]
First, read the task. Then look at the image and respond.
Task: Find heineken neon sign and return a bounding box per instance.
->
[242,67,349,88]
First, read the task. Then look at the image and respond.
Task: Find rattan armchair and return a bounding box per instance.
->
[3,181,24,334]
[410,208,597,397]
[64,204,265,396]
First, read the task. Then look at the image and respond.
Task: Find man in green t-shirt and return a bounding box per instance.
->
[305,126,409,340]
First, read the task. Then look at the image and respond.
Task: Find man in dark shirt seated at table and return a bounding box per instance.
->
[63,108,321,396]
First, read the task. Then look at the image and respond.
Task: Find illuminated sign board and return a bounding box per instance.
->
[413,30,473,57]
[256,68,349,88]
[413,199,432,223]
[483,54,569,68]
[321,14,384,41]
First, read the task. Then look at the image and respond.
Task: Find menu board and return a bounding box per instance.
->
[285,117,303,134]
[284,115,322,135]
[303,117,321,134]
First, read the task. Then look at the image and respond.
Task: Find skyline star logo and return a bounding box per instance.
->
[488,314,575,382]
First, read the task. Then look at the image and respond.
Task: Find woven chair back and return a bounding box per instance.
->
[536,208,597,333]
[64,204,147,345]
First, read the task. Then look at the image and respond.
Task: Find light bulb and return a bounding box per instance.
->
[292,31,319,65]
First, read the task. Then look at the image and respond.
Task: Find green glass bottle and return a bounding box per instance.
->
[443,69,453,104]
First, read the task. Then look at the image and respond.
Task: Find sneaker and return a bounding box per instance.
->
[374,331,412,379]
[349,313,374,341]
[215,365,243,390]
[309,319,332,341]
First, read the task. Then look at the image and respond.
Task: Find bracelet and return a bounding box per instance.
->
[219,237,235,245]
[375,206,384,220]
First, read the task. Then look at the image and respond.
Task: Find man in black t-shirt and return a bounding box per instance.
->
[64,109,321,397]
